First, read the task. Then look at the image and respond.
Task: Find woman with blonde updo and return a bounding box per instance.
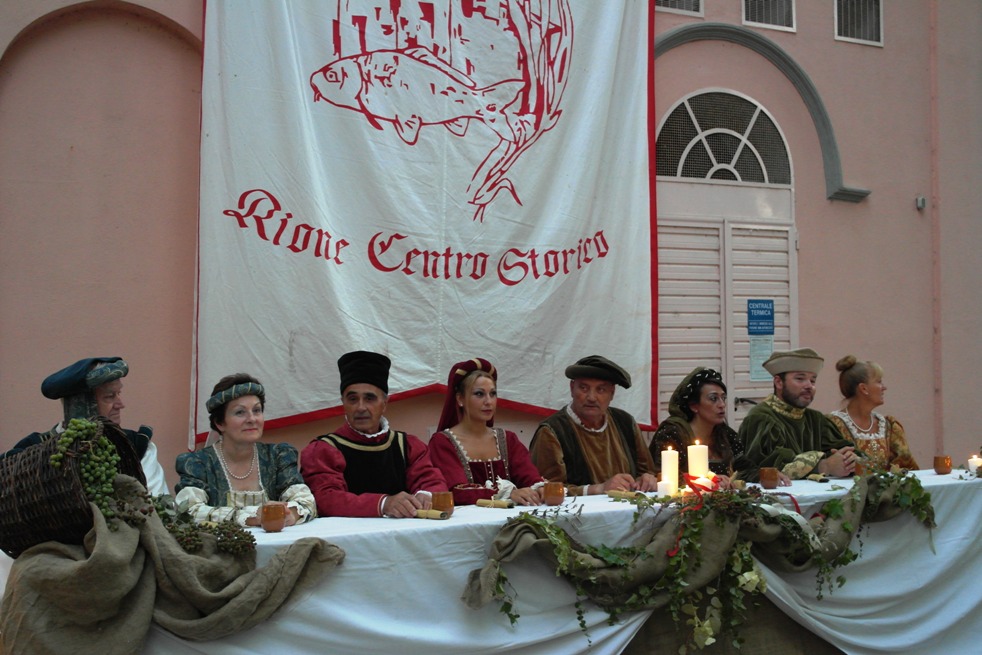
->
[827,356,919,471]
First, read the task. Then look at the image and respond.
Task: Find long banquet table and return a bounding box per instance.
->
[749,469,981,655]
[1,469,978,654]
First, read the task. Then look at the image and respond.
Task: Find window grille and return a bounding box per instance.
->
[656,92,791,185]
[655,0,702,16]
[835,0,882,45]
[743,0,795,31]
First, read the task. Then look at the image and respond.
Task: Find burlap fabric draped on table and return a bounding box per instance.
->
[0,476,345,655]
[463,475,925,611]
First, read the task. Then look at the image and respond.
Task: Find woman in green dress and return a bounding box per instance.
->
[175,373,316,526]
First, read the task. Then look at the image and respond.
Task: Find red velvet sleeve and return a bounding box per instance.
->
[299,440,386,518]
[403,434,449,495]
[505,430,546,488]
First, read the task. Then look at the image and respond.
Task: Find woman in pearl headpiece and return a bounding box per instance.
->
[648,367,746,487]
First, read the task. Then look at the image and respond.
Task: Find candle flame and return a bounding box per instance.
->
[695,440,700,445]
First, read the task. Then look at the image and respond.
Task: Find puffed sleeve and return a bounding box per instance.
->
[269,443,317,523]
[504,430,545,489]
[528,424,570,487]
[175,451,256,526]
[885,417,919,470]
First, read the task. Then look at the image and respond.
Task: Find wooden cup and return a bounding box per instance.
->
[260,502,287,533]
[759,467,780,489]
[933,455,952,475]
[543,481,565,506]
[431,491,454,516]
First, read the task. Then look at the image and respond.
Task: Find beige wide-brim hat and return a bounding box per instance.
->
[762,347,824,375]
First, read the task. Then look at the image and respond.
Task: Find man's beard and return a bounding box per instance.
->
[781,387,812,409]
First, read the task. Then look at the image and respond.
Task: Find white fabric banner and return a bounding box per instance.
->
[194,0,654,441]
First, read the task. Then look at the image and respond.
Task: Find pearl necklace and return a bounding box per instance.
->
[565,404,608,433]
[831,409,886,440]
[216,440,258,480]
[850,411,875,433]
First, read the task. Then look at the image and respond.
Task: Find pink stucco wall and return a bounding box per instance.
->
[1,1,979,490]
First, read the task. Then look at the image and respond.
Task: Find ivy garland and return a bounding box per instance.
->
[485,470,935,653]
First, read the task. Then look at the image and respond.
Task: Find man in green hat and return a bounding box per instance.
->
[529,355,657,496]
[737,348,857,481]
[2,357,169,495]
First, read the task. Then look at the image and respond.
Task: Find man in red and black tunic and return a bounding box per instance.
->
[301,351,447,517]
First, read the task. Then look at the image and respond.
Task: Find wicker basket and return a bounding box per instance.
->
[0,418,147,559]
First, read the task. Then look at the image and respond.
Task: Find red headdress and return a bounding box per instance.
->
[436,358,498,432]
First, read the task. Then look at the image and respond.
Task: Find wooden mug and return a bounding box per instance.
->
[260,502,287,532]
[759,467,780,489]
[543,481,565,506]
[431,491,454,516]
[932,455,952,475]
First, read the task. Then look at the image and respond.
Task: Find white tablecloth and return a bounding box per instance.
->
[2,471,977,654]
[143,496,661,654]
[755,470,981,655]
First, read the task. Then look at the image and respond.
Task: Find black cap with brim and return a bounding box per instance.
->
[564,355,632,389]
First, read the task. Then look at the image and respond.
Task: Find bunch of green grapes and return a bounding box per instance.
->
[77,432,123,520]
[48,417,98,468]
[47,418,125,525]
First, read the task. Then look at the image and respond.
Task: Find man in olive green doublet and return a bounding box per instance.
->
[739,394,853,481]
[738,348,856,481]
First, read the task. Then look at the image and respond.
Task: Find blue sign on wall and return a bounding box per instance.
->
[748,299,774,335]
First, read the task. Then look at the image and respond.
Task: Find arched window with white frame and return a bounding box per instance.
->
[656,89,797,428]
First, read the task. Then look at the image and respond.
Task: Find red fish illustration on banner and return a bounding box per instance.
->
[310,0,572,222]
[310,47,524,145]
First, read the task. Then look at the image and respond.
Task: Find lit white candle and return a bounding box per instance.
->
[688,440,710,478]
[968,455,982,474]
[661,446,679,495]
[656,481,675,497]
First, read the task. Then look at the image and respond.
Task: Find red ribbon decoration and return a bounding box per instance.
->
[666,473,721,557]
[764,491,802,514]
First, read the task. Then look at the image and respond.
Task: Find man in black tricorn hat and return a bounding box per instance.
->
[529,355,657,496]
[2,356,169,495]
[301,350,447,517]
